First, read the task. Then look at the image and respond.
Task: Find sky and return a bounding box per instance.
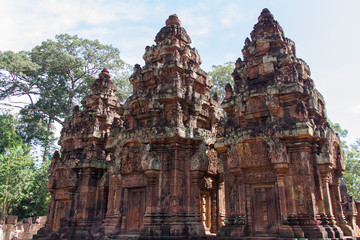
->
[1,0,359,143]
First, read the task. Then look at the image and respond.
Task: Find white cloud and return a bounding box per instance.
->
[177,9,212,38]
[219,3,245,27]
[0,0,150,51]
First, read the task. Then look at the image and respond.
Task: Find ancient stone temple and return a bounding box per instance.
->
[103,14,222,237]
[35,10,360,240]
[215,8,358,238]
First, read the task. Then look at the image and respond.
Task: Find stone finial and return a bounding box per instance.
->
[258,8,274,21]
[99,68,111,80]
[101,68,109,74]
[235,57,243,68]
[166,14,181,26]
[250,8,284,42]
[52,151,60,163]
[212,92,219,102]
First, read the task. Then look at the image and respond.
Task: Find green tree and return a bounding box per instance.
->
[342,139,360,201]
[0,111,36,217]
[208,61,234,99]
[13,159,50,219]
[329,120,360,201]
[0,34,132,162]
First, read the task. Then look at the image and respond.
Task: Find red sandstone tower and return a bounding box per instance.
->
[105,14,222,238]
[35,69,120,239]
[216,8,356,238]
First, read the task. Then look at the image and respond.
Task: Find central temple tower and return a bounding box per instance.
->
[106,14,223,238]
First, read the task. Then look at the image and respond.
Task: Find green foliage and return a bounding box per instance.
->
[0,111,22,154]
[0,35,133,218]
[0,34,131,124]
[17,106,58,161]
[13,159,50,219]
[112,62,133,102]
[208,61,234,100]
[0,34,132,163]
[342,139,360,201]
[0,111,36,217]
[329,120,360,201]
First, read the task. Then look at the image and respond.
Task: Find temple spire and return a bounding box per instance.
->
[165,14,181,26]
[250,8,285,41]
[258,8,274,21]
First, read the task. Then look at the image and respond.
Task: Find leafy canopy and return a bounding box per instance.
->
[0,34,132,125]
[208,61,234,100]
[329,120,360,201]
[0,111,37,217]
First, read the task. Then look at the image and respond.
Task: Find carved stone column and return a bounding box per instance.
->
[190,170,206,236]
[318,164,344,238]
[318,164,335,222]
[140,169,160,236]
[144,169,160,215]
[330,179,355,236]
[210,191,218,233]
[274,163,294,238]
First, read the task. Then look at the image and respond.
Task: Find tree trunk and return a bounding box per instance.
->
[42,117,53,163]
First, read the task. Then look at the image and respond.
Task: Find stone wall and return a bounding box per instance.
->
[0,216,46,240]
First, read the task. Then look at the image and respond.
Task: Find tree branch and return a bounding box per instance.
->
[0,102,64,126]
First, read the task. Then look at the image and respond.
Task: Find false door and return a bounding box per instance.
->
[127,188,146,232]
[251,185,278,234]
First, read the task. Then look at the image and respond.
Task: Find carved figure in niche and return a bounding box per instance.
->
[275,69,285,83]
[84,215,105,240]
[229,184,237,214]
[318,141,331,164]
[93,118,100,133]
[95,98,103,114]
[110,118,122,136]
[294,185,304,208]
[87,142,97,161]
[120,145,142,174]
[141,144,160,170]
[296,101,308,121]
[207,148,218,174]
[224,83,233,100]
[288,65,298,83]
[50,217,69,240]
[173,71,182,89]
[176,102,184,126]
[227,144,239,169]
[127,116,135,130]
[205,177,213,189]
[173,49,181,63]
[166,105,176,125]
[181,47,191,64]
[190,143,207,171]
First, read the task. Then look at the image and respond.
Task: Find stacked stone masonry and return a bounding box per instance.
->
[34,9,360,240]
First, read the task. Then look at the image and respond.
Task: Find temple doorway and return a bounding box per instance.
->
[126,188,146,232]
[200,190,219,233]
[251,185,279,235]
[201,191,211,231]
